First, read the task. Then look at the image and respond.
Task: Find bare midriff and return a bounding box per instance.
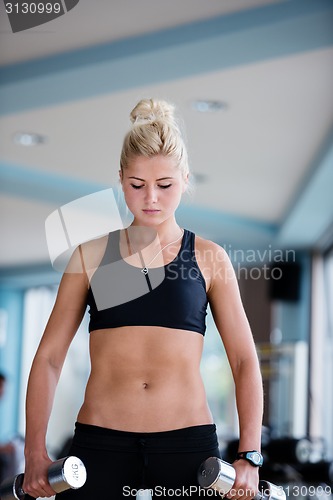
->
[77,326,213,432]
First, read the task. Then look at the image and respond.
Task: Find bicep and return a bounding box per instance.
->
[208,249,257,372]
[35,259,88,370]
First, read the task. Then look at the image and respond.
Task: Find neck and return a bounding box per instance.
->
[129,217,182,246]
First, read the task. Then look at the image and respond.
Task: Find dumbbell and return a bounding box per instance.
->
[265,437,312,465]
[0,456,86,500]
[297,460,333,486]
[198,457,286,500]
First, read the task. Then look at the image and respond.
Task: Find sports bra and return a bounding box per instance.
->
[86,228,208,335]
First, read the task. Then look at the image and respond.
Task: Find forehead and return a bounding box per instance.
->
[125,155,180,179]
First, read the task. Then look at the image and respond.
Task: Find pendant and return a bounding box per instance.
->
[141,267,149,275]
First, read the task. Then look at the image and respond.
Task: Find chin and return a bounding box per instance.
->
[135,215,168,227]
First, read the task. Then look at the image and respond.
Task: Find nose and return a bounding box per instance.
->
[144,185,158,204]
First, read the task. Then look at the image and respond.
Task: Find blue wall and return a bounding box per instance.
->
[0,288,25,441]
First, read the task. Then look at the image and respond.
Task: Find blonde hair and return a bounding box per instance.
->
[120,98,189,178]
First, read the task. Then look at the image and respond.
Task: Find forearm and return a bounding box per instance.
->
[24,355,61,458]
[234,357,264,452]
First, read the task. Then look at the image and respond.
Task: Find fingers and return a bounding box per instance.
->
[22,476,56,499]
[22,454,56,499]
[228,460,260,500]
[225,482,258,500]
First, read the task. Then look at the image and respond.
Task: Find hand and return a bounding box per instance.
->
[225,459,259,500]
[22,452,56,499]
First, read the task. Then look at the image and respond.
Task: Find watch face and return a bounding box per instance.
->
[249,452,262,465]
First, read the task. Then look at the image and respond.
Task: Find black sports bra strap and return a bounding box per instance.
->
[188,230,196,257]
[99,230,121,266]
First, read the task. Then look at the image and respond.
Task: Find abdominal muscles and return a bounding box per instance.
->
[77,326,213,432]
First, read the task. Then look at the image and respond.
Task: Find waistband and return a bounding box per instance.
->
[72,422,218,453]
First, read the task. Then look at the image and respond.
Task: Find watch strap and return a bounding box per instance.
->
[236,450,263,467]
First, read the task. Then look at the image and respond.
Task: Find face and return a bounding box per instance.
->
[120,155,188,226]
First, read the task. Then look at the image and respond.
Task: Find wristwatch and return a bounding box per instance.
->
[236,450,263,467]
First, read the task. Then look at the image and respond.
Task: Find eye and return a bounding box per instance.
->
[159,184,172,189]
[131,184,144,189]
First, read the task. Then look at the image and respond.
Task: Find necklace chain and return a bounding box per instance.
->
[125,228,184,275]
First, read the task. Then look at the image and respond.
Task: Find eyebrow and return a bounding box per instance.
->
[127,176,174,181]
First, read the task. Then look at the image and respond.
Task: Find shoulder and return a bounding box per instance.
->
[64,233,110,279]
[192,233,234,292]
[80,233,110,261]
[193,233,230,266]
[53,233,112,306]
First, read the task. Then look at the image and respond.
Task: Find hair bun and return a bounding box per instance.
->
[130,98,177,128]
[121,97,189,177]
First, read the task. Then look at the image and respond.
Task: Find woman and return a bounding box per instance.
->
[23,98,263,499]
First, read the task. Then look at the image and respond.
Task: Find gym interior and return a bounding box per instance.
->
[0,1,333,498]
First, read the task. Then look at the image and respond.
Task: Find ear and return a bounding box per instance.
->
[119,169,123,187]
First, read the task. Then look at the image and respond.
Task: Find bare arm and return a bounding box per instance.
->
[207,243,263,500]
[23,249,88,498]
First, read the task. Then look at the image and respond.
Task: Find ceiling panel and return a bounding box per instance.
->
[1,0,333,269]
[0,0,284,65]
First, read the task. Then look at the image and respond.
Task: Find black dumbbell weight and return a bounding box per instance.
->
[198,457,286,500]
[265,437,312,465]
[298,460,333,486]
[0,456,86,500]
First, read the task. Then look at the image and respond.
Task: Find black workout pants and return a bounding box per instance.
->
[55,422,221,499]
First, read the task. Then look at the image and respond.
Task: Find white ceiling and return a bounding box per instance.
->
[0,0,283,65]
[1,0,333,270]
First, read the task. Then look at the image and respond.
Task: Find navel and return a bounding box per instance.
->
[142,382,149,389]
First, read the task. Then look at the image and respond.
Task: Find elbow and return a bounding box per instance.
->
[33,351,64,377]
[232,354,262,382]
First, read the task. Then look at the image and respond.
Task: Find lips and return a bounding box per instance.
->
[142,209,160,214]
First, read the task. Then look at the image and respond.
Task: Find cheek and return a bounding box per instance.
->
[164,187,183,207]
[123,186,139,204]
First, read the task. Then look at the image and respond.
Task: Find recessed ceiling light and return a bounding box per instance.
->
[192,100,227,113]
[13,132,47,146]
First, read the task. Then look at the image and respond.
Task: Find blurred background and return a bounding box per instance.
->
[0,0,333,497]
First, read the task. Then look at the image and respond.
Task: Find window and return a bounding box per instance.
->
[309,249,333,458]
[18,286,90,457]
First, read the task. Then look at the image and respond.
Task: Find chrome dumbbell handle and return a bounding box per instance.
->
[198,457,286,500]
[257,480,286,500]
[0,456,87,500]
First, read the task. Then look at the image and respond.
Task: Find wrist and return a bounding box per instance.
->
[236,450,263,467]
[24,446,48,459]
